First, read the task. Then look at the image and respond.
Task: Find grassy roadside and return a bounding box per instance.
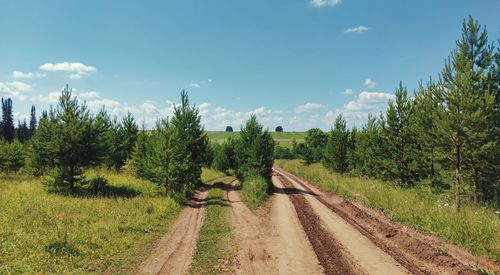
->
[189,178,236,275]
[240,175,269,211]
[0,168,222,274]
[275,159,500,261]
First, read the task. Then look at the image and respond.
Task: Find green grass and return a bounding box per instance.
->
[240,175,269,211]
[206,131,306,148]
[275,159,500,261]
[189,178,236,274]
[0,168,223,274]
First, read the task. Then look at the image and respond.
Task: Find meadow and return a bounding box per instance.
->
[206,131,306,148]
[0,168,224,274]
[275,159,500,261]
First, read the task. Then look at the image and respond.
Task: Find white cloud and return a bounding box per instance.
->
[187,83,200,88]
[140,101,158,115]
[310,0,341,7]
[40,62,96,80]
[32,91,61,104]
[295,103,322,113]
[364,78,376,88]
[331,91,394,124]
[0,81,31,101]
[341,89,353,95]
[6,81,32,91]
[12,71,46,79]
[345,25,370,33]
[78,91,100,99]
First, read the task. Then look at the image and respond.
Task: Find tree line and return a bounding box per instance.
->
[290,17,499,209]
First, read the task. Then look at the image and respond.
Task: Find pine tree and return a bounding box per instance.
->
[1,98,15,142]
[347,126,358,172]
[30,85,101,192]
[167,91,208,201]
[29,105,37,137]
[437,16,496,210]
[324,114,350,173]
[236,115,275,183]
[356,115,386,178]
[383,82,420,186]
[15,120,30,143]
[304,128,327,163]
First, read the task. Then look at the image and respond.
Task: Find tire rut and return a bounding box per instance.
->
[275,174,357,274]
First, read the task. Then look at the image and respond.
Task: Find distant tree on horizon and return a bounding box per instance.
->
[225,126,233,132]
[275,126,283,132]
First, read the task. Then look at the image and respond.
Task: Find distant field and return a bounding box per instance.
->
[206,131,306,148]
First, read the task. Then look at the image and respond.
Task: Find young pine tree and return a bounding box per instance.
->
[29,105,37,137]
[382,82,420,187]
[437,16,496,210]
[167,91,208,201]
[236,115,275,183]
[324,114,350,173]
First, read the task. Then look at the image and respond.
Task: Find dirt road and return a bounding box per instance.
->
[274,167,496,274]
[139,170,496,275]
[138,183,212,275]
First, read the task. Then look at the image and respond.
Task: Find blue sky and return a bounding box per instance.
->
[1,0,499,131]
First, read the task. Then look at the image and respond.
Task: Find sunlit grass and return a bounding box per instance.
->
[275,159,500,261]
[189,178,236,274]
[0,167,224,274]
[240,175,269,211]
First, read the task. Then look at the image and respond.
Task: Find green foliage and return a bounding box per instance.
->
[30,86,103,192]
[211,139,237,174]
[302,128,327,164]
[240,175,269,210]
[235,115,275,183]
[130,91,208,202]
[382,82,422,186]
[0,139,26,173]
[275,125,283,132]
[274,144,295,159]
[324,114,349,173]
[1,97,15,142]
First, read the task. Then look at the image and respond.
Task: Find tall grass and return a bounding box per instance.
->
[240,175,269,210]
[0,168,223,274]
[276,159,500,261]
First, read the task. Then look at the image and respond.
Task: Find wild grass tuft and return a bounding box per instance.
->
[240,175,269,210]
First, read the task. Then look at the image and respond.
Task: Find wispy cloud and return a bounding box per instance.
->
[295,103,323,113]
[12,71,46,79]
[40,62,96,80]
[310,0,341,7]
[341,89,353,95]
[364,78,376,88]
[345,25,370,33]
[185,79,212,89]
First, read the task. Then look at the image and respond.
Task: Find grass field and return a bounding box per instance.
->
[189,178,236,274]
[0,168,223,274]
[275,159,500,261]
[206,131,306,148]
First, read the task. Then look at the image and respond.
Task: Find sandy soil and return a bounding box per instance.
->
[225,180,277,274]
[276,171,409,275]
[268,177,324,274]
[137,184,210,275]
[275,167,499,274]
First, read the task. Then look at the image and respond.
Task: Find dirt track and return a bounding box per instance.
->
[139,170,498,275]
[138,184,211,275]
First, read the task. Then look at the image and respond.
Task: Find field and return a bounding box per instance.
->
[206,131,306,148]
[0,168,223,274]
[275,159,500,261]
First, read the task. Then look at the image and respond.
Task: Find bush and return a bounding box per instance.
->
[87,176,110,196]
[273,145,294,159]
[240,175,269,210]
